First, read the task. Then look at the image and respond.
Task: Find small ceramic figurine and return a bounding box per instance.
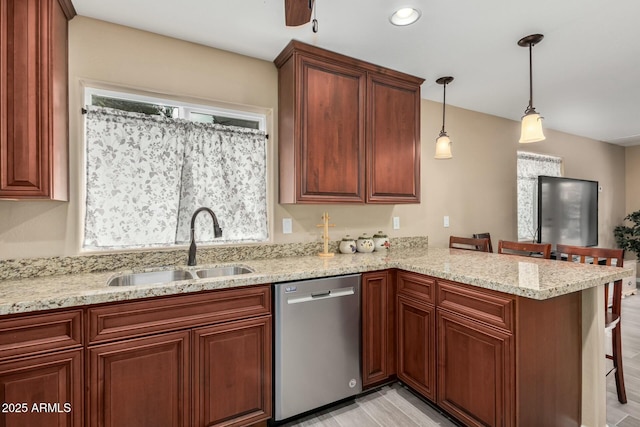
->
[373,231,390,251]
[356,234,375,253]
[339,235,357,254]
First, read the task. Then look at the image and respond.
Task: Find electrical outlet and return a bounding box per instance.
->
[282,218,292,234]
[444,216,450,228]
[393,216,400,230]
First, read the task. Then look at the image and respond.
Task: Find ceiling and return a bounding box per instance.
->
[72,0,640,146]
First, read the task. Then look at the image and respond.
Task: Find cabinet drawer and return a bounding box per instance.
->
[397,271,434,304]
[437,280,514,332]
[88,285,270,344]
[0,310,83,360]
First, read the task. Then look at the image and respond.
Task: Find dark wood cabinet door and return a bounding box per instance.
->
[0,349,82,427]
[296,56,366,203]
[437,310,513,427]
[0,0,72,200]
[366,74,421,203]
[362,271,395,388]
[88,331,190,427]
[193,316,271,427]
[396,294,435,401]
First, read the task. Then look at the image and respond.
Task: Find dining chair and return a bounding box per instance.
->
[449,236,490,252]
[497,240,552,259]
[473,232,493,253]
[556,244,627,404]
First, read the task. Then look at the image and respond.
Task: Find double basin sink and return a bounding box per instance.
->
[107,266,253,287]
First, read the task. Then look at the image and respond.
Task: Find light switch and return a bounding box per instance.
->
[444,216,450,228]
[393,217,400,230]
[282,218,292,234]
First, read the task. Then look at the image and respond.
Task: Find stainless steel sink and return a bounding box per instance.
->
[195,266,254,279]
[107,270,194,286]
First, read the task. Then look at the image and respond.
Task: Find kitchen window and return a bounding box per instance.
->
[516,151,563,241]
[82,88,268,250]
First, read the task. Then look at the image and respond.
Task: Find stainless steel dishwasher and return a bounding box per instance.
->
[274,274,361,421]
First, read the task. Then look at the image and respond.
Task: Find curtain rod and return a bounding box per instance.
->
[81,108,269,139]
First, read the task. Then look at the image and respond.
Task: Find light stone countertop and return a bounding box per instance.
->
[0,247,632,315]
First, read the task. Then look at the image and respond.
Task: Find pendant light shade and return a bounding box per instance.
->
[435,76,454,159]
[518,34,545,143]
[435,134,452,159]
[519,112,545,143]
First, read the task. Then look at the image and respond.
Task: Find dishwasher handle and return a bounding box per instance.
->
[311,291,331,298]
[287,287,355,304]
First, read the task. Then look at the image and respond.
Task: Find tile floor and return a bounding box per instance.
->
[607,290,640,426]
[281,383,458,427]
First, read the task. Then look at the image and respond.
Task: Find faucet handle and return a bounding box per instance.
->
[214,226,223,238]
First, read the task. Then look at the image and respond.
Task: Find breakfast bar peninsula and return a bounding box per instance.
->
[0,243,631,427]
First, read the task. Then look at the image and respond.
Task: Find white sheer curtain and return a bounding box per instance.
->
[84,106,268,250]
[517,151,563,241]
[84,107,186,248]
[175,122,268,243]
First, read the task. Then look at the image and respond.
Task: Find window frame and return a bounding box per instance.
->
[516,151,564,242]
[84,87,267,131]
[80,86,271,253]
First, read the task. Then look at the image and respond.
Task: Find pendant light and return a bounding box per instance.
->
[518,34,545,143]
[434,76,454,159]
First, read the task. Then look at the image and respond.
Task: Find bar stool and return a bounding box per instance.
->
[449,236,490,252]
[473,232,493,253]
[556,244,627,404]
[497,240,552,259]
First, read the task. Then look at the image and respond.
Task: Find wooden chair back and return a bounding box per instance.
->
[473,232,493,253]
[449,236,490,252]
[497,240,552,259]
[555,244,624,313]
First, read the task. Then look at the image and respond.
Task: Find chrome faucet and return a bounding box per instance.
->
[187,207,223,266]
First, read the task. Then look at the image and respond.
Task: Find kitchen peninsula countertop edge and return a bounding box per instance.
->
[0,247,632,315]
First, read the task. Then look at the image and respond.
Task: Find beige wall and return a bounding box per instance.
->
[626,145,640,214]
[0,17,628,259]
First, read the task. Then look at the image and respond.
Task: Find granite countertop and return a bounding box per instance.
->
[0,247,632,315]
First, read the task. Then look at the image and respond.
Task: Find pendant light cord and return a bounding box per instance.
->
[527,42,534,113]
[440,82,447,135]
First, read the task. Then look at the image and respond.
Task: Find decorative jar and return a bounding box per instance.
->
[356,234,375,253]
[373,231,390,251]
[339,235,357,254]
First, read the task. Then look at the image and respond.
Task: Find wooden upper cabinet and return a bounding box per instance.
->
[275,40,423,204]
[279,53,366,203]
[0,0,75,200]
[367,74,421,203]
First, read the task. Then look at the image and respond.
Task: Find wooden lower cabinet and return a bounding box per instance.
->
[87,286,272,427]
[0,349,82,427]
[88,331,190,427]
[396,294,435,401]
[392,274,581,427]
[88,318,272,427]
[361,271,395,388]
[193,316,272,427]
[437,310,513,427]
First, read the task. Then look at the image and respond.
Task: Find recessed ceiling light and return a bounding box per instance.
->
[389,7,421,26]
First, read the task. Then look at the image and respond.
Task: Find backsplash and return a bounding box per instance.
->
[0,236,428,281]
